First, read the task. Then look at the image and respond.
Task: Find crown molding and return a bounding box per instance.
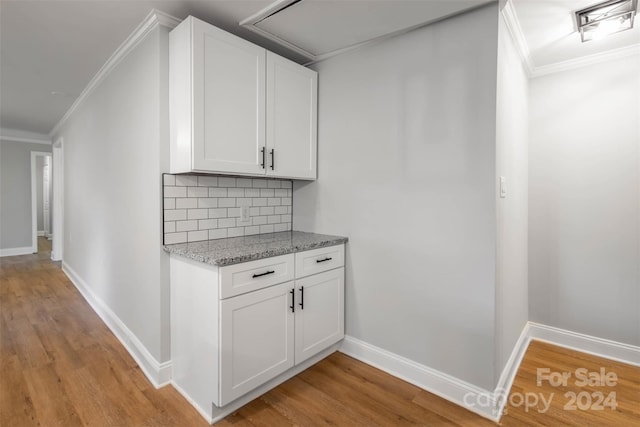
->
[0,128,51,145]
[501,0,534,76]
[49,9,181,138]
[531,43,640,77]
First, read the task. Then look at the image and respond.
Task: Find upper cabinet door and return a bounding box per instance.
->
[192,19,266,174]
[266,52,317,180]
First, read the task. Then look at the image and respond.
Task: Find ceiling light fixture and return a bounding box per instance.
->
[576,0,637,42]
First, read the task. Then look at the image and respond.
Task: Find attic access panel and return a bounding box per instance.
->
[241,0,494,62]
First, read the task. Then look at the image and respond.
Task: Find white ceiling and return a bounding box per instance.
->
[245,0,492,60]
[1,0,638,137]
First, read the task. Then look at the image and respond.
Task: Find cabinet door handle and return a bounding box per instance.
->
[289,288,295,313]
[252,270,275,278]
[260,147,266,169]
[270,149,275,170]
[299,286,304,310]
[316,257,332,263]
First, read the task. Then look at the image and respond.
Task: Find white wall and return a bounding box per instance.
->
[0,140,51,251]
[529,54,640,346]
[294,4,499,391]
[494,11,528,382]
[52,25,171,364]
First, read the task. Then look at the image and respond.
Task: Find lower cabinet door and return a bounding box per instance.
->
[295,268,345,364]
[220,282,295,406]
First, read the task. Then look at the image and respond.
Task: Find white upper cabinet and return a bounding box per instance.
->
[170,16,317,180]
[266,52,317,180]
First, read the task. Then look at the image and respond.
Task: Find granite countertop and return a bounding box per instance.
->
[163,231,348,266]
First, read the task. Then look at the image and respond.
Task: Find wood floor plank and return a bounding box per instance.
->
[22,363,84,426]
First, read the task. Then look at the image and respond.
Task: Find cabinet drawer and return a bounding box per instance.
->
[220,254,294,299]
[295,244,344,279]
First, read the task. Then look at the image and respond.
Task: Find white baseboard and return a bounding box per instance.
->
[61,262,172,388]
[493,323,532,418]
[528,322,640,367]
[0,246,34,257]
[339,336,500,421]
[339,323,640,423]
[37,230,45,237]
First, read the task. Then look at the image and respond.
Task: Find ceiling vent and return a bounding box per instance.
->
[240,0,493,63]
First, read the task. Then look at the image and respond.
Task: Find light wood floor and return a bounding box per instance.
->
[1,239,638,426]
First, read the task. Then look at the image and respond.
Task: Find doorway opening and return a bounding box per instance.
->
[30,151,52,256]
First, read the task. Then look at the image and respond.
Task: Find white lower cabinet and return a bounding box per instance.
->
[295,269,344,364]
[170,244,345,422]
[220,282,295,406]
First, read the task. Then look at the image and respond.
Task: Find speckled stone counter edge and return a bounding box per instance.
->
[163,232,348,266]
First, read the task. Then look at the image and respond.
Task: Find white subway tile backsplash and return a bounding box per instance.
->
[163,174,293,243]
[218,198,235,208]
[218,217,236,228]
[188,230,208,242]
[187,209,208,220]
[176,175,198,187]
[253,198,267,207]
[268,215,281,224]
[252,178,267,188]
[198,198,218,208]
[236,178,252,188]
[187,187,208,198]
[245,188,260,197]
[209,188,227,197]
[165,232,187,244]
[165,209,187,221]
[252,216,267,226]
[237,198,252,207]
[199,219,217,230]
[176,220,198,232]
[198,176,217,187]
[245,226,260,235]
[165,186,186,198]
[164,198,175,209]
[228,188,245,198]
[209,208,227,218]
[176,198,197,209]
[209,229,228,239]
[218,177,236,187]
[260,206,275,216]
[260,224,275,233]
[227,227,244,238]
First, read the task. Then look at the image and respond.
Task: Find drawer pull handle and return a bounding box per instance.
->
[299,286,304,310]
[290,288,295,313]
[252,270,275,278]
[316,257,332,263]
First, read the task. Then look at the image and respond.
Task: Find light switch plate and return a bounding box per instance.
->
[500,176,507,198]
